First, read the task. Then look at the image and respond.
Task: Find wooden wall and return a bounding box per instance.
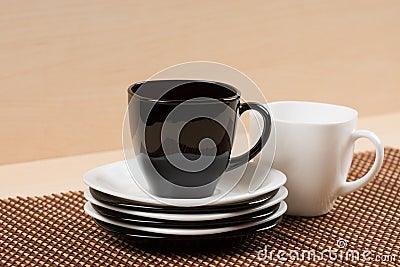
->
[1,0,399,164]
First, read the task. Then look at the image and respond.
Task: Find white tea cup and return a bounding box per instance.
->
[251,101,384,216]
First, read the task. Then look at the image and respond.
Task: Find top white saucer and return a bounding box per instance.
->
[83,159,286,207]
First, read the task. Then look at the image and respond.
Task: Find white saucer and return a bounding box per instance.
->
[84,186,288,221]
[83,159,286,207]
[84,201,287,236]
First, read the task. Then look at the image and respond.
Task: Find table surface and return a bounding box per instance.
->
[0,112,399,199]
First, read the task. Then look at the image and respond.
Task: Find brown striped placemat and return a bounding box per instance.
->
[1,148,399,266]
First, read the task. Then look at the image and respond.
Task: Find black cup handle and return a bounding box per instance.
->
[226,102,272,171]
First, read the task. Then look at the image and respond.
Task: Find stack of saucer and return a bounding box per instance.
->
[84,160,287,241]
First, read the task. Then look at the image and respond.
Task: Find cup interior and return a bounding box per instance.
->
[269,101,357,124]
[128,80,240,102]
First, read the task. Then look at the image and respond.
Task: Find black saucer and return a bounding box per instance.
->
[89,187,279,214]
[91,202,280,228]
[93,215,282,241]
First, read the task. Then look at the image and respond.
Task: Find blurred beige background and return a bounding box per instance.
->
[1,0,400,164]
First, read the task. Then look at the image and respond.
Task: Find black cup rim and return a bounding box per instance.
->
[127,80,241,104]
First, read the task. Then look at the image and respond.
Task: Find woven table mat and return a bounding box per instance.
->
[1,148,399,266]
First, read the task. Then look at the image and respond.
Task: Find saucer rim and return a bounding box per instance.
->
[84,186,288,221]
[84,201,287,235]
[91,202,281,228]
[89,187,279,213]
[83,161,287,207]
[93,216,282,241]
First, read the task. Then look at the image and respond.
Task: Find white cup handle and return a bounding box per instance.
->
[337,130,384,196]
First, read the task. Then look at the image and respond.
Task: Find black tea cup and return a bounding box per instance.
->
[127,80,271,198]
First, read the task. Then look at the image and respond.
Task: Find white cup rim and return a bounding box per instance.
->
[268,101,358,125]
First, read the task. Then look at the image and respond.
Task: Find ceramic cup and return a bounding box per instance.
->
[127,80,272,198]
[251,101,384,216]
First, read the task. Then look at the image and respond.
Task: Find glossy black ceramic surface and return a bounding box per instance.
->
[91,202,280,228]
[89,187,279,213]
[127,80,271,197]
[93,216,282,241]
